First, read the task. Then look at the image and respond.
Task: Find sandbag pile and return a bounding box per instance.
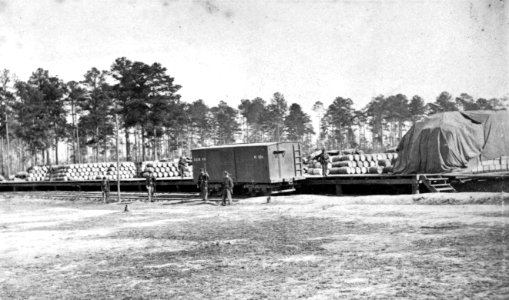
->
[26,165,51,181]
[141,160,192,178]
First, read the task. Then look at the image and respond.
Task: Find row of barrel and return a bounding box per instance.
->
[26,162,137,181]
[306,152,398,176]
[141,160,193,178]
[26,165,52,181]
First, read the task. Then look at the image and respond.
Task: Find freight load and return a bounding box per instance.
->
[304,151,397,176]
[394,110,509,174]
[26,162,137,181]
[141,160,192,178]
[26,165,51,181]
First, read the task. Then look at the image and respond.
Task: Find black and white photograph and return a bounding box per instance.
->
[0,0,508,298]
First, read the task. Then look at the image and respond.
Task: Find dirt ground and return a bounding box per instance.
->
[0,192,508,299]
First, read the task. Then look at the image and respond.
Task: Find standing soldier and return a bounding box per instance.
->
[197,168,209,201]
[146,173,156,202]
[178,156,187,179]
[221,170,234,206]
[315,148,330,177]
[101,176,110,203]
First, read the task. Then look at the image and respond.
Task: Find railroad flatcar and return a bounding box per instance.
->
[191,142,305,195]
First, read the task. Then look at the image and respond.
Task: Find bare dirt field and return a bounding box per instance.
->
[0,192,508,299]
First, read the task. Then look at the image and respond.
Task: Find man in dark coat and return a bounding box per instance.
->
[178,156,187,179]
[221,171,234,206]
[315,148,330,176]
[101,176,110,203]
[197,168,210,201]
[146,173,156,202]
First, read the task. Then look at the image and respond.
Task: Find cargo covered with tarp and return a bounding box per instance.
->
[393,110,509,174]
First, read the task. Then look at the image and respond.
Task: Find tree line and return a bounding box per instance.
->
[0,58,507,176]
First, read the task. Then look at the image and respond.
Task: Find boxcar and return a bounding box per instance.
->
[191,142,304,195]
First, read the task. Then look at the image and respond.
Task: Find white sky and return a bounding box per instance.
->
[0,0,507,113]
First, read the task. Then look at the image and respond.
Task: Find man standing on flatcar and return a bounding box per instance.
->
[197,168,209,201]
[178,156,187,179]
[221,171,234,206]
[315,148,330,177]
[101,176,110,203]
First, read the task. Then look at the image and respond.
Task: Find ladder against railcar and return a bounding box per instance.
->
[293,144,303,177]
[421,175,456,193]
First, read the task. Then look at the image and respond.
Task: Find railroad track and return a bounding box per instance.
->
[0,191,202,202]
[0,191,249,203]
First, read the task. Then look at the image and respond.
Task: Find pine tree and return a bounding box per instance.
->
[210,101,240,145]
[284,103,314,142]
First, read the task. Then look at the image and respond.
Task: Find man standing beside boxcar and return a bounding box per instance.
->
[221,171,234,206]
[197,168,209,201]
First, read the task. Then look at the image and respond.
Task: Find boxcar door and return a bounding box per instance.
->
[234,146,269,183]
[207,149,236,183]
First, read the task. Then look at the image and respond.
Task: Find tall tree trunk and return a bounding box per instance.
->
[55,137,59,165]
[0,137,4,175]
[141,126,145,161]
[103,135,107,162]
[46,148,50,165]
[5,112,10,176]
[76,124,81,163]
[134,127,139,162]
[95,126,99,163]
[19,142,24,172]
[398,121,403,142]
[125,128,131,161]
[153,128,158,161]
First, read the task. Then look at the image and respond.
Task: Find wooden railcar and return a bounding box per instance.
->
[191,142,305,195]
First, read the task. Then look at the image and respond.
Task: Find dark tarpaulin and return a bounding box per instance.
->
[393,110,509,174]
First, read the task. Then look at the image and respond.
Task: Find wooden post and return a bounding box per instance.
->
[115,113,121,203]
[412,175,420,194]
[335,184,343,196]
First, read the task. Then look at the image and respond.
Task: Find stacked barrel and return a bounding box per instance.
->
[305,152,398,176]
[306,161,333,176]
[26,162,137,181]
[26,166,51,181]
[141,160,192,178]
[63,162,137,181]
[328,153,398,175]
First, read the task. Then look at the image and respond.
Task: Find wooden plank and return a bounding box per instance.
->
[306,179,414,185]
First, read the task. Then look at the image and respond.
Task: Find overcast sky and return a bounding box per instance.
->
[0,0,507,112]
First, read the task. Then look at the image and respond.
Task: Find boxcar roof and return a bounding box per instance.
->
[192,142,296,151]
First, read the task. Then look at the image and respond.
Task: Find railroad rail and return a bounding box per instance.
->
[0,177,196,192]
